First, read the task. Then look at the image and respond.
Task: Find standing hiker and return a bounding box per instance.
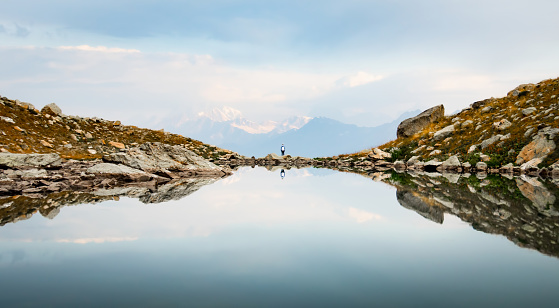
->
[281,144,285,156]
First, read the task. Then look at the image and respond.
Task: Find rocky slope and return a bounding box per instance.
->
[325,77,559,177]
[0,97,234,160]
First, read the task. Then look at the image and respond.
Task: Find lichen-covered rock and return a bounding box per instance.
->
[41,103,63,116]
[104,142,225,175]
[481,135,503,150]
[507,83,535,97]
[0,153,62,168]
[516,127,558,165]
[440,155,461,171]
[433,125,455,141]
[493,119,511,131]
[397,105,444,138]
[368,148,391,160]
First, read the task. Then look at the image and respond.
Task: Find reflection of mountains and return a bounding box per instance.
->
[387,172,559,258]
[0,177,220,226]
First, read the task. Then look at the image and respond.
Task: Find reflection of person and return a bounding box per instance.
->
[280,169,285,180]
[281,144,285,156]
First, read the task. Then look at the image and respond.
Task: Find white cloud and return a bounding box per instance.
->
[337,71,383,88]
[348,207,382,223]
[56,236,138,244]
[58,45,140,53]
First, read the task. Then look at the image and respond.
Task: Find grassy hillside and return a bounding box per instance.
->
[341,77,559,168]
[0,97,234,160]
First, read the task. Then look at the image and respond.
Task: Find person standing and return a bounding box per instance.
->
[281,144,285,156]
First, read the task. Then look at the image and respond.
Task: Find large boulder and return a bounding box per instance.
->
[397,105,445,138]
[396,189,444,224]
[516,127,559,165]
[507,83,535,97]
[41,103,63,116]
[0,153,62,168]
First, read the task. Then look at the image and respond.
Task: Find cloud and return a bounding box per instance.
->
[336,72,383,88]
[0,24,5,33]
[348,207,382,223]
[58,45,140,53]
[14,24,29,37]
[56,236,138,244]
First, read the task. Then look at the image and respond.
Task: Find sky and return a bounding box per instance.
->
[1,0,559,128]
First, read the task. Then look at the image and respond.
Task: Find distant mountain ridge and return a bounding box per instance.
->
[170,106,420,158]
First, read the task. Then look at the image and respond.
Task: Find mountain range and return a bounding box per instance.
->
[168,107,420,158]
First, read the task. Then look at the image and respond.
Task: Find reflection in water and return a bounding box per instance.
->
[0,166,558,307]
[280,169,285,180]
[0,177,220,226]
[384,171,559,258]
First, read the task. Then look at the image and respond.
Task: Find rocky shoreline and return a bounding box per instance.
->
[0,142,230,198]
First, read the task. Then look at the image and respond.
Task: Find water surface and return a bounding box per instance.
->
[1,167,558,307]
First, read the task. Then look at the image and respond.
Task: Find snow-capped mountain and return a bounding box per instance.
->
[180,106,312,136]
[167,106,421,158]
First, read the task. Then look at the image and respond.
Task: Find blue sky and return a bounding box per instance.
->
[1,0,559,127]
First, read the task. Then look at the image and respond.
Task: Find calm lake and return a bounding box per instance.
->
[1,167,558,307]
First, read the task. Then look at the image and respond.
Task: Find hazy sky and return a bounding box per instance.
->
[1,0,559,128]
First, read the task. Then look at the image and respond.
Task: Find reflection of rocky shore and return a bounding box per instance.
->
[384,171,559,258]
[0,143,230,226]
[0,177,222,226]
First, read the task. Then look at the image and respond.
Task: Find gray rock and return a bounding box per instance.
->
[440,155,461,170]
[481,135,503,149]
[15,169,48,179]
[433,125,455,141]
[367,148,391,160]
[0,153,62,168]
[461,120,473,129]
[397,105,445,138]
[522,107,537,116]
[105,142,225,174]
[493,119,511,131]
[0,116,15,124]
[396,189,444,224]
[476,162,488,171]
[507,83,535,97]
[481,106,492,113]
[516,127,558,165]
[41,103,63,116]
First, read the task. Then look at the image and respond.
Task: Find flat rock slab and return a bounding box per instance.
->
[0,153,62,168]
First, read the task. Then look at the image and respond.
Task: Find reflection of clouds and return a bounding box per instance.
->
[348,207,381,223]
[56,237,138,244]
[220,174,242,185]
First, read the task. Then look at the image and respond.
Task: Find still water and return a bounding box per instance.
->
[1,167,558,307]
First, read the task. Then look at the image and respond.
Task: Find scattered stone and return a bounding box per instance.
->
[481,135,503,149]
[522,107,537,116]
[493,119,511,131]
[0,116,15,124]
[40,140,53,148]
[368,148,391,160]
[481,106,492,113]
[476,162,488,171]
[461,120,473,129]
[109,141,126,149]
[433,125,455,141]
